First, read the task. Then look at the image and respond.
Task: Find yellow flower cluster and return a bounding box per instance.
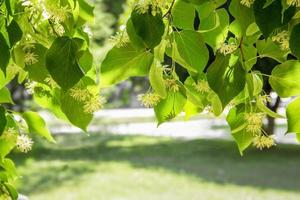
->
[193,80,210,93]
[138,92,161,107]
[135,0,168,16]
[218,42,238,55]
[253,135,275,150]
[23,43,38,66]
[109,31,130,48]
[287,0,300,7]
[244,112,264,135]
[16,134,34,153]
[83,96,106,114]
[69,87,91,102]
[272,31,290,51]
[69,87,106,114]
[47,5,71,23]
[240,0,254,7]
[24,52,39,65]
[165,79,180,92]
[257,95,272,104]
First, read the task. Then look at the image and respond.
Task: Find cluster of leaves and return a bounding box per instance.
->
[0,0,98,198]
[101,0,300,154]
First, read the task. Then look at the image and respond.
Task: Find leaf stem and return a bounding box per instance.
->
[163,0,176,18]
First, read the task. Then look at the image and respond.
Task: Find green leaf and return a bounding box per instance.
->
[154,91,187,125]
[60,90,93,131]
[149,61,167,98]
[200,8,229,50]
[196,0,226,20]
[78,50,93,73]
[198,7,220,32]
[208,92,223,116]
[7,20,22,47]
[77,0,94,23]
[253,0,295,37]
[5,0,17,15]
[126,19,147,49]
[269,60,300,97]
[256,39,287,63]
[246,73,263,98]
[0,87,14,104]
[0,158,17,178]
[184,100,200,120]
[256,98,285,119]
[183,0,211,5]
[25,44,49,83]
[0,116,17,159]
[33,85,67,120]
[0,33,10,74]
[22,111,56,143]
[227,105,254,155]
[207,55,246,108]
[173,30,209,73]
[184,76,207,108]
[100,43,154,86]
[130,9,165,49]
[241,39,257,71]
[286,97,300,134]
[290,23,300,59]
[46,37,84,90]
[229,0,254,33]
[4,183,18,200]
[0,106,7,135]
[172,0,195,30]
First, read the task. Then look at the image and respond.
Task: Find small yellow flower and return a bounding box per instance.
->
[24,52,39,65]
[138,92,161,107]
[244,112,265,135]
[272,31,290,51]
[240,0,254,7]
[245,124,262,135]
[109,31,129,48]
[135,0,151,14]
[287,0,300,7]
[134,0,168,16]
[48,5,71,23]
[244,112,264,126]
[218,42,238,55]
[193,80,210,93]
[69,87,91,102]
[16,134,34,153]
[165,79,180,92]
[257,95,272,104]
[83,96,106,114]
[253,135,275,150]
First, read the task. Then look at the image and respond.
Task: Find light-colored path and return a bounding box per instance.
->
[40,108,297,144]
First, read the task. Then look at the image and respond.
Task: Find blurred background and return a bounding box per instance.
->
[8,0,300,199]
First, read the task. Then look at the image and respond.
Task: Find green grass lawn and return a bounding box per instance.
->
[11,133,300,200]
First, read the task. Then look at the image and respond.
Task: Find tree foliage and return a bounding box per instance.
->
[1,0,300,198]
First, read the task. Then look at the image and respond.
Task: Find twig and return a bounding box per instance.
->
[163,0,176,18]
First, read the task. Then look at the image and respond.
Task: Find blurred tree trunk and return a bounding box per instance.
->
[265,96,281,135]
